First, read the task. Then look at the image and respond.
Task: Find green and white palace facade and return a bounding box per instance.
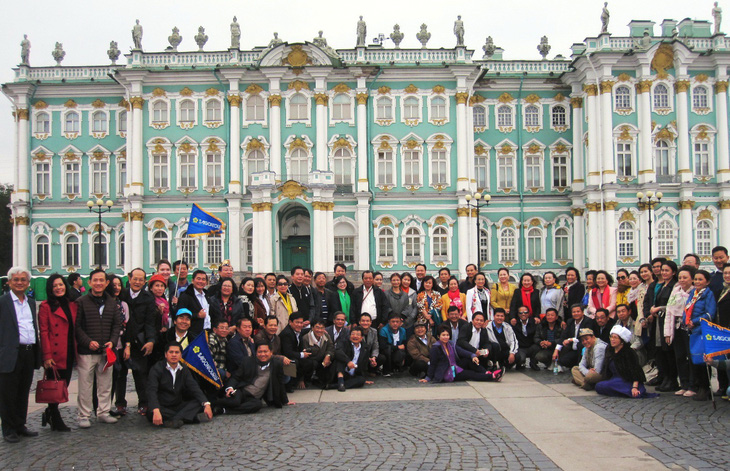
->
[4,14,730,278]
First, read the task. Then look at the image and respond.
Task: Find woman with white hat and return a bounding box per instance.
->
[595,325,658,398]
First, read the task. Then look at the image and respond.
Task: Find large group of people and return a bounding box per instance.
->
[1,248,729,438]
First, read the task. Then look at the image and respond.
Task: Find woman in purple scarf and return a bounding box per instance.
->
[420,324,503,383]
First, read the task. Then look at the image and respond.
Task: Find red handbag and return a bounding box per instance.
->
[35,367,69,404]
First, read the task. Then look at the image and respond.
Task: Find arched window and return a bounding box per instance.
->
[432,226,449,260]
[290,93,308,120]
[378,227,395,260]
[618,221,636,258]
[653,84,669,109]
[527,227,543,261]
[696,220,712,258]
[35,112,50,133]
[404,227,422,261]
[64,234,80,267]
[65,111,80,133]
[35,235,50,267]
[376,96,393,119]
[499,227,517,262]
[246,95,265,121]
[92,111,107,133]
[524,105,540,127]
[92,233,108,267]
[692,86,708,109]
[497,105,512,127]
[551,105,566,128]
[554,227,570,260]
[205,100,221,122]
[655,140,670,176]
[332,93,351,120]
[180,230,197,266]
[153,230,169,263]
[289,148,309,183]
[118,110,127,133]
[473,106,486,127]
[430,97,446,120]
[403,97,419,120]
[614,86,631,110]
[179,99,195,123]
[656,220,676,258]
[152,101,168,123]
[333,148,353,186]
[247,149,266,186]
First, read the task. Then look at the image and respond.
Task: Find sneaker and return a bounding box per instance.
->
[110,406,127,417]
[97,414,118,424]
[683,390,697,397]
[78,418,91,428]
[675,389,687,396]
[492,368,504,382]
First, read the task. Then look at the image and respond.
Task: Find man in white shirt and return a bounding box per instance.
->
[176,270,213,338]
[334,327,372,392]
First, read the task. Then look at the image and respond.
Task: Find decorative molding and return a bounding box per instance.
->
[314,93,329,106]
[456,207,470,217]
[333,83,351,93]
[524,93,540,104]
[554,93,566,102]
[599,81,615,94]
[152,87,167,97]
[33,100,48,110]
[570,97,583,108]
[205,88,220,96]
[227,95,242,107]
[603,201,618,211]
[179,87,194,97]
[130,97,145,109]
[674,80,690,93]
[245,84,264,95]
[268,95,282,106]
[288,80,310,91]
[279,180,307,199]
[618,210,635,222]
[130,211,144,221]
[582,84,598,96]
[617,73,632,82]
[585,202,601,212]
[356,92,368,105]
[718,200,730,210]
[16,108,29,120]
[497,92,514,103]
[651,44,673,79]
[14,216,30,226]
[695,73,709,83]
[91,99,106,108]
[455,92,468,104]
[715,81,728,94]
[404,84,418,94]
[698,209,714,221]
[377,86,391,95]
[678,200,695,210]
[636,80,652,94]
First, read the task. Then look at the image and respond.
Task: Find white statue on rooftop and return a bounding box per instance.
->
[357,16,367,46]
[231,17,241,49]
[454,15,465,47]
[601,2,610,34]
[20,35,30,66]
[713,2,723,34]
[132,19,143,50]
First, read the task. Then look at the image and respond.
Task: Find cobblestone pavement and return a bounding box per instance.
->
[522,367,730,470]
[0,398,558,471]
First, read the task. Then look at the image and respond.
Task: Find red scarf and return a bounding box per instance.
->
[684,288,704,325]
[448,290,463,314]
[521,287,534,315]
[591,287,611,309]
[402,286,410,295]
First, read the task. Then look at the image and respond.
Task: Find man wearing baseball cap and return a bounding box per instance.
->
[571,328,607,391]
[158,308,193,352]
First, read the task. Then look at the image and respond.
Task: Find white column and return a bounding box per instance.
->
[356,198,370,270]
[457,200,469,271]
[16,218,29,268]
[675,80,692,182]
[585,86,600,186]
[268,95,282,182]
[586,203,601,269]
[571,207,586,272]
[356,92,369,192]
[312,204,325,272]
[314,94,328,171]
[228,93,242,194]
[251,207,262,272]
[637,81,655,183]
[715,80,730,182]
[678,200,694,258]
[603,202,617,273]
[123,205,133,273]
[571,97,585,190]
[455,92,469,191]
[720,201,730,248]
[131,209,144,268]
[325,203,335,270]
[260,203,274,271]
[600,81,615,184]
[227,197,241,269]
[16,108,30,197]
[130,97,145,194]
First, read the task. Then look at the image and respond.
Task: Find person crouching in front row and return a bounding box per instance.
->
[420,324,503,383]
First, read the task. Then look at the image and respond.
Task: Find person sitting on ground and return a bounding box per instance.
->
[159,308,193,354]
[594,308,615,344]
[357,313,380,375]
[226,317,255,375]
[147,342,213,428]
[218,342,292,413]
[595,326,658,399]
[486,308,518,369]
[301,317,335,389]
[378,313,407,375]
[420,324,504,383]
[407,320,436,378]
[615,303,646,366]
[279,312,314,389]
[532,308,563,370]
[334,326,374,391]
[512,306,539,369]
[457,311,499,367]
[326,311,350,346]
[208,319,230,380]
[554,304,598,369]
[571,328,607,391]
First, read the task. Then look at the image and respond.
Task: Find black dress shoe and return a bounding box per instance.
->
[646,376,663,386]
[17,427,38,437]
[337,383,346,392]
[3,433,20,443]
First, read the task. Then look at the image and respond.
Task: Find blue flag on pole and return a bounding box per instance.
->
[696,319,730,361]
[181,332,224,389]
[186,204,225,237]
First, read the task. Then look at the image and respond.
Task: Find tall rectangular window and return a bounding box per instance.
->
[206,152,223,188]
[206,234,223,266]
[117,160,127,196]
[35,162,50,195]
[377,150,394,186]
[617,142,633,177]
[91,161,108,195]
[498,156,513,190]
[525,156,541,188]
[694,142,710,177]
[64,162,80,195]
[179,153,196,188]
[431,149,448,185]
[403,150,420,186]
[552,155,568,188]
[475,154,488,190]
[153,154,169,188]
[334,236,355,264]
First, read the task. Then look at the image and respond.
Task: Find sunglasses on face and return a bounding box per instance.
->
[278,282,289,286]
[617,276,626,280]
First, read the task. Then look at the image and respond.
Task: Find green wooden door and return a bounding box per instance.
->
[281,236,310,271]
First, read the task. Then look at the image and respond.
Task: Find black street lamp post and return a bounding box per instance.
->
[465,192,491,268]
[636,190,662,262]
[87,198,113,270]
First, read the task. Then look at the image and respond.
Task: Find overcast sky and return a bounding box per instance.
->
[0,0,720,184]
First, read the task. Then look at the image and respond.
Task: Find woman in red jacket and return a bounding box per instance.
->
[38,274,78,432]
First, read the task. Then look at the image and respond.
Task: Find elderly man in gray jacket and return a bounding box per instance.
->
[571,328,607,391]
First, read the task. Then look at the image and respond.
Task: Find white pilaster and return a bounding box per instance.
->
[130,96,145,195]
[603,202,617,273]
[314,96,328,171]
[720,200,730,248]
[228,91,242,194]
[260,203,274,271]
[455,92,469,191]
[312,204,325,272]
[16,108,29,196]
[585,87,600,186]
[268,94,282,182]
[227,197,242,269]
[356,197,370,270]
[571,207,586,272]
[675,80,692,182]
[571,97,585,190]
[600,82,615,184]
[130,203,144,268]
[457,199,469,271]
[637,81,655,183]
[715,80,730,182]
[678,201,694,259]
[325,203,335,270]
[586,203,601,269]
[356,90,368,192]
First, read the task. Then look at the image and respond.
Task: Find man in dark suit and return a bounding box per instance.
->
[312,272,339,325]
[350,270,391,327]
[444,305,469,347]
[176,270,215,338]
[457,312,500,366]
[226,318,256,374]
[279,312,315,389]
[512,307,539,369]
[414,264,427,293]
[334,326,372,391]
[326,311,350,347]
[554,304,598,369]
[218,341,290,413]
[147,342,212,428]
[0,268,40,443]
[67,273,84,301]
[120,267,157,416]
[288,267,313,322]
[594,308,615,344]
[325,263,355,294]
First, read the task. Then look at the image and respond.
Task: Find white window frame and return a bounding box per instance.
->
[551,152,569,190]
[115,149,127,197]
[429,224,452,266]
[176,98,198,129]
[242,136,270,189]
[244,93,268,125]
[695,218,714,259]
[400,93,423,126]
[62,110,81,138]
[690,124,716,179]
[90,109,109,138]
[478,220,491,265]
[329,92,355,125]
[496,104,515,132]
[549,103,569,132]
[87,150,110,198]
[474,143,490,192]
[426,134,453,190]
[522,142,545,191]
[203,97,223,128]
[374,95,395,125]
[333,218,357,266]
[150,228,170,267]
[618,220,637,259]
[89,232,109,269]
[177,145,198,191]
[284,90,313,127]
[33,233,51,269]
[526,226,545,262]
[150,98,170,129]
[656,218,677,259]
[373,135,396,189]
[32,150,52,198]
[178,229,199,268]
[116,109,128,137]
[116,232,125,269]
[651,82,673,114]
[147,138,172,193]
[376,224,397,264]
[62,152,82,199]
[402,224,425,264]
[427,94,450,125]
[283,135,314,183]
[613,84,634,114]
[498,225,518,264]
[496,145,516,192]
[332,147,354,186]
[473,105,488,131]
[522,103,543,132]
[654,139,675,180]
[691,83,712,115]
[62,233,81,269]
[553,225,572,262]
[204,149,224,191]
[33,110,51,138]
